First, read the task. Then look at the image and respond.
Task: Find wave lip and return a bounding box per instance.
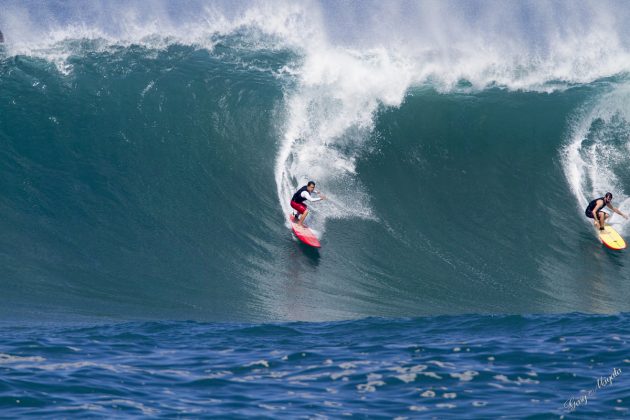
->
[4,1,630,86]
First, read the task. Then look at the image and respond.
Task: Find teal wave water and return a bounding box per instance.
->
[1,42,291,321]
[2,1,630,322]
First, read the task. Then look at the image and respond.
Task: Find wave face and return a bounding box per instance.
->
[2,1,630,322]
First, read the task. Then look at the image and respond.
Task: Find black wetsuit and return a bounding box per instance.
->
[291,186,310,204]
[585,197,607,219]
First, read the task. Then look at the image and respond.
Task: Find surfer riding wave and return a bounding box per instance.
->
[290,181,327,226]
[585,192,628,230]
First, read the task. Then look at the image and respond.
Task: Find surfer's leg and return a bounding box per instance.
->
[598,212,606,230]
[298,209,309,226]
[291,201,305,221]
[587,210,598,228]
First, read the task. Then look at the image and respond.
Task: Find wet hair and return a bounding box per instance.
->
[605,192,613,200]
[307,181,316,187]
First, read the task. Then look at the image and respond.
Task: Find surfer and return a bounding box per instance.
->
[0,29,4,43]
[585,192,628,230]
[291,181,327,226]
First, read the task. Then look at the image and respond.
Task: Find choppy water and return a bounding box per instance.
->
[1,314,629,418]
[2,0,630,417]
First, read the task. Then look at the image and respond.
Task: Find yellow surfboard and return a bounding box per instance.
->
[598,225,626,250]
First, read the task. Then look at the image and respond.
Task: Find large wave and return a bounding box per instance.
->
[3,0,630,322]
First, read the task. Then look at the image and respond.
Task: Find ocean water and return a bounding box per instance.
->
[1,315,629,417]
[1,0,630,417]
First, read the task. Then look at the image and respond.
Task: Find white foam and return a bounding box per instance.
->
[275,44,412,233]
[0,353,46,364]
[450,370,479,382]
[0,1,317,71]
[13,360,136,373]
[108,399,158,416]
[244,359,269,368]
[561,84,630,234]
[2,1,630,87]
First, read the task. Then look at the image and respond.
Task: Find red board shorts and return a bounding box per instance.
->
[290,200,307,215]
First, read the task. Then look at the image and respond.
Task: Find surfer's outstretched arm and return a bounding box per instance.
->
[302,191,326,202]
[607,203,628,219]
[313,190,327,200]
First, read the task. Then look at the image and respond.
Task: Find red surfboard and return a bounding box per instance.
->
[289,215,321,248]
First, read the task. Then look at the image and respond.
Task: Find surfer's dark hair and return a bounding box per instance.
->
[605,192,613,200]
[307,181,316,187]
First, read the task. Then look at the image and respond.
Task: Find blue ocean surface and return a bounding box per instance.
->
[1,314,629,418]
[2,0,630,417]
